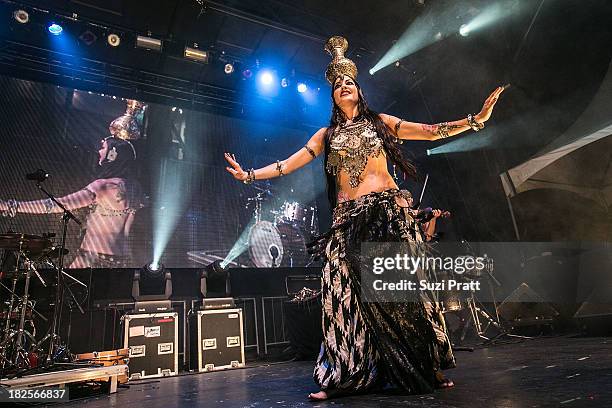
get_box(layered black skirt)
[309,189,455,394]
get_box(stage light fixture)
[48,23,63,36]
[136,35,162,51]
[184,46,208,63]
[224,63,234,74]
[132,262,172,301]
[202,260,230,298]
[297,83,307,93]
[13,9,29,24]
[79,30,97,46]
[107,33,121,47]
[259,70,274,86]
[242,69,252,79]
[281,78,289,88]
[459,24,471,37]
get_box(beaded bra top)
[326,118,384,188]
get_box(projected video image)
[0,75,320,268]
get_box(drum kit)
[1,172,86,377]
[437,249,506,345]
[0,233,65,374]
[245,184,318,268]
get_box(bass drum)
[248,221,309,268]
[249,221,283,268]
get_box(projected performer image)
[0,101,144,268]
[225,37,505,400]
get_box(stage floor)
[64,336,611,408]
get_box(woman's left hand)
[476,86,505,123]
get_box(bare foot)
[435,371,455,389]
[308,390,329,401]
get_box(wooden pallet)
[1,364,128,394]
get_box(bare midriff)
[335,152,399,203]
[80,178,137,255]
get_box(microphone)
[26,169,49,183]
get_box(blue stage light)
[48,23,63,35]
[260,70,274,86]
[297,83,307,93]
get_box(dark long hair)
[97,136,137,180]
[323,80,417,207]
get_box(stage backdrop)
[0,75,322,268]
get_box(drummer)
[421,209,445,242]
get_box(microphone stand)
[34,181,81,366]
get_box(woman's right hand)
[224,152,247,182]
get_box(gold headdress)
[109,99,145,140]
[324,36,358,84]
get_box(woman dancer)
[225,36,504,400]
[1,130,142,268]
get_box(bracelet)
[467,114,485,132]
[243,168,256,184]
[304,144,316,159]
[394,118,404,135]
[276,160,284,177]
[2,199,19,218]
[392,119,405,143]
[43,198,55,214]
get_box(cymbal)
[0,233,51,253]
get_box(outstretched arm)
[225,127,326,182]
[380,86,505,141]
[0,180,101,216]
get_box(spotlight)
[136,35,162,51]
[281,78,289,88]
[13,9,29,24]
[369,68,375,75]
[459,24,470,37]
[297,83,307,93]
[79,30,97,46]
[132,263,172,301]
[107,33,121,47]
[48,23,63,36]
[184,46,208,63]
[260,71,274,86]
[224,63,234,74]
[202,260,230,298]
[242,69,252,79]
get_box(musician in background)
[420,209,448,242]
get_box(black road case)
[123,312,179,379]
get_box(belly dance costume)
[309,117,455,395]
[70,188,135,268]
